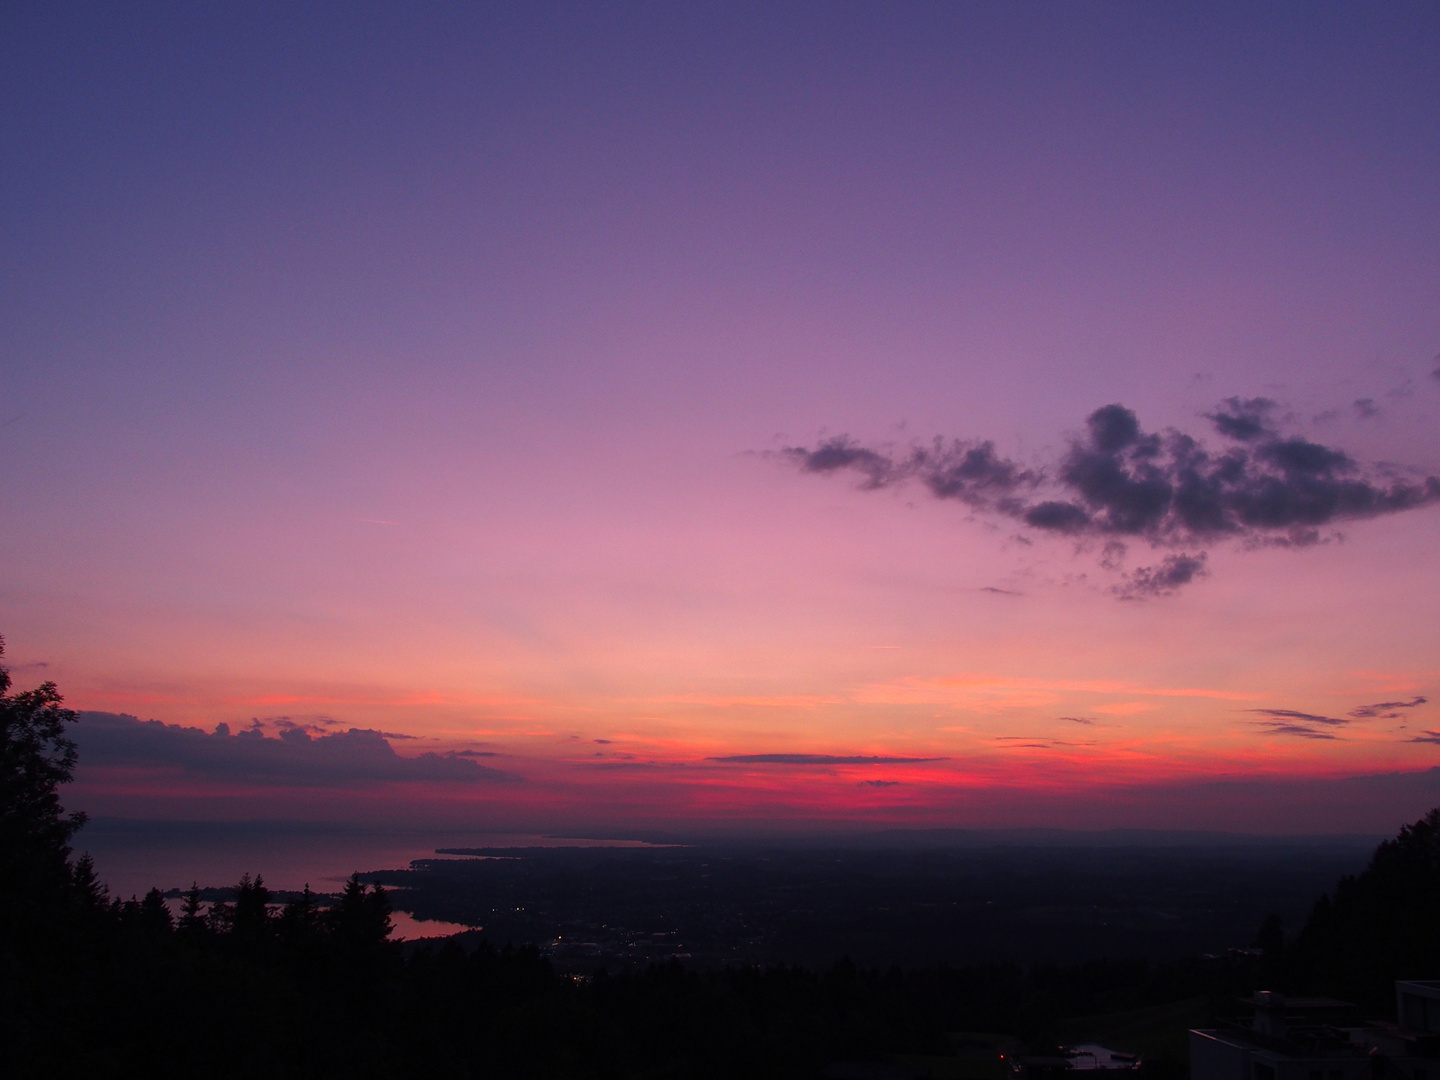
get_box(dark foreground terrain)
[372,840,1369,971]
[7,652,1440,1078]
[9,812,1440,1079]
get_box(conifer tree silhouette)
[0,635,87,931]
[140,887,173,935]
[328,872,394,949]
[232,872,272,943]
[178,882,206,937]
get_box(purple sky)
[3,2,1439,835]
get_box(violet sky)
[3,2,1439,835]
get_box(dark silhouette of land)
[369,841,1366,970]
[5,638,1439,1078]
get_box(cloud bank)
[74,712,516,786]
[782,399,1439,595]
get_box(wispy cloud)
[1255,722,1341,740]
[1113,552,1208,599]
[993,736,1096,749]
[707,753,944,765]
[1247,697,1430,739]
[1248,707,1348,740]
[1249,708,1349,726]
[1349,695,1428,719]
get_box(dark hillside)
[1291,808,1440,1010]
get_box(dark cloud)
[270,716,416,739]
[1115,553,1208,599]
[1410,731,1440,745]
[780,399,1440,595]
[1349,696,1427,719]
[1257,437,1352,477]
[1249,708,1348,726]
[1059,716,1095,725]
[783,437,897,489]
[783,436,1039,513]
[454,749,500,757]
[707,754,944,765]
[1249,698,1430,736]
[1353,398,1379,419]
[1024,501,1091,533]
[912,439,1037,509]
[74,712,517,786]
[578,759,681,771]
[859,779,900,787]
[1255,722,1341,740]
[994,736,1095,748]
[1248,708,1350,740]
[594,738,612,744]
[1206,397,1279,442]
[266,716,344,736]
[979,586,1024,596]
[1087,403,1142,451]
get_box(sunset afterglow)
[4,3,1438,838]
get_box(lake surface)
[77,818,659,899]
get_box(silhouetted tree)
[118,894,144,928]
[141,887,173,936]
[231,872,272,945]
[279,883,323,951]
[1,639,102,1070]
[178,882,206,937]
[328,873,393,950]
[69,851,109,917]
[1292,806,1440,1007]
[0,636,87,930]
[207,895,234,935]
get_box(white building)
[1191,983,1440,1080]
